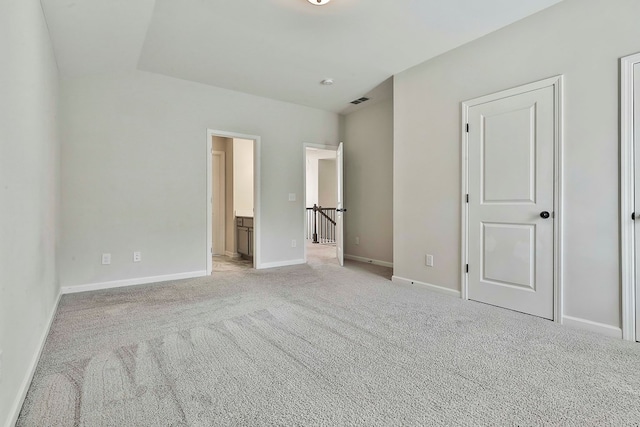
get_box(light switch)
[288,193,296,202]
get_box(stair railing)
[306,204,337,244]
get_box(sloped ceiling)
[41,0,562,113]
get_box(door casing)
[620,52,640,341]
[336,142,345,266]
[460,75,564,323]
[206,129,261,273]
[302,142,341,264]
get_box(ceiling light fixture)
[321,79,334,86]
[308,0,331,5]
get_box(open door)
[336,142,345,266]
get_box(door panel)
[483,106,536,203]
[336,142,344,266]
[482,223,535,290]
[468,85,555,320]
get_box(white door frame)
[620,52,640,341]
[302,142,339,263]
[336,142,345,266]
[460,75,564,322]
[207,129,262,273]
[212,150,226,255]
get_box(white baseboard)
[61,271,208,294]
[258,259,305,269]
[344,254,393,268]
[562,315,623,339]
[392,275,461,298]
[7,290,61,427]
[224,251,241,258]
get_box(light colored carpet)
[306,240,338,267]
[212,255,253,272]
[17,258,640,426]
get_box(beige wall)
[232,138,254,216]
[318,159,337,207]
[343,98,394,264]
[212,136,235,254]
[0,0,61,423]
[224,139,235,254]
[394,0,640,330]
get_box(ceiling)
[40,0,562,114]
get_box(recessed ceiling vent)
[350,97,370,105]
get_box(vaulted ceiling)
[40,0,562,113]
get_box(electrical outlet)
[425,254,434,267]
[101,253,111,265]
[355,236,360,245]
[133,251,141,262]
[291,239,297,248]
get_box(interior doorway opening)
[304,145,339,266]
[207,130,260,274]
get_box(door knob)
[540,211,550,219]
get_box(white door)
[212,151,225,256]
[634,62,640,339]
[336,142,345,266]
[467,85,555,319]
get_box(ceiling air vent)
[350,97,370,105]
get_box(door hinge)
[466,123,469,133]
[633,212,636,221]
[466,264,469,273]
[466,194,469,203]
[210,247,213,254]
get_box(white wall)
[394,0,640,329]
[232,138,254,216]
[318,159,337,208]
[306,153,319,207]
[0,0,60,423]
[343,98,394,264]
[306,148,337,208]
[60,70,339,286]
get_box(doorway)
[207,130,261,274]
[304,143,345,266]
[461,76,563,321]
[620,52,640,341]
